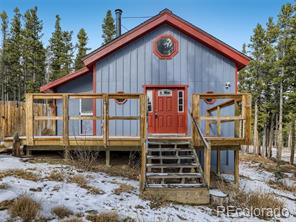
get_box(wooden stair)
[143,139,210,204]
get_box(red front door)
[146,86,187,134]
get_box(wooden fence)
[0,101,50,141]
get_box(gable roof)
[40,9,250,92]
[83,9,250,69]
[40,66,90,92]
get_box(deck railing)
[191,93,251,147]
[25,93,147,147]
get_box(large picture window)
[153,34,179,59]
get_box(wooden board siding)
[94,24,236,137]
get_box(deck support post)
[204,142,211,188]
[216,149,221,177]
[25,148,32,157]
[64,148,69,160]
[106,150,110,166]
[234,148,239,185]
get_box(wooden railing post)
[234,101,240,138]
[63,94,69,147]
[205,111,210,136]
[244,94,252,145]
[204,141,211,187]
[103,95,109,147]
[217,106,221,136]
[139,94,147,191]
[25,94,34,145]
[192,94,200,146]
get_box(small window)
[114,91,127,105]
[147,90,153,112]
[80,99,93,116]
[153,34,179,59]
[178,90,184,112]
[158,89,172,96]
[204,91,216,104]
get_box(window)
[80,99,93,135]
[153,34,179,59]
[158,89,172,96]
[80,99,93,116]
[178,90,184,112]
[114,91,127,105]
[147,90,153,112]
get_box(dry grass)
[0,183,8,189]
[140,191,168,209]
[52,206,73,219]
[0,169,39,181]
[86,211,120,222]
[92,165,139,180]
[216,181,284,219]
[9,195,41,222]
[113,184,134,195]
[46,170,64,182]
[69,150,99,171]
[68,175,104,195]
[61,217,83,222]
[268,179,296,193]
[240,153,296,175]
[0,199,15,210]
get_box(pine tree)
[22,7,46,93]
[102,10,115,45]
[0,11,8,101]
[276,2,294,164]
[5,8,22,100]
[48,15,73,81]
[74,28,89,70]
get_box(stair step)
[146,173,202,179]
[146,163,198,168]
[147,148,193,152]
[146,183,205,188]
[147,155,195,160]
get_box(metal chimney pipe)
[115,9,122,37]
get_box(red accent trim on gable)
[40,67,90,92]
[83,10,250,70]
[152,34,179,59]
[92,64,97,136]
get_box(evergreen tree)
[102,10,115,45]
[0,11,8,101]
[22,7,46,93]
[5,7,22,100]
[74,28,89,70]
[48,15,73,81]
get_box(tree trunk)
[291,120,295,165]
[277,81,283,165]
[262,126,267,157]
[253,100,259,155]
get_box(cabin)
[4,9,251,204]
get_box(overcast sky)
[0,0,290,52]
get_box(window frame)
[79,98,93,135]
[147,90,153,113]
[153,34,179,60]
[178,90,184,112]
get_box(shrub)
[9,195,41,222]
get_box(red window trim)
[153,34,179,60]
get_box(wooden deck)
[1,92,251,205]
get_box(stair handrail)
[189,111,210,150]
[189,111,211,187]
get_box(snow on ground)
[0,154,295,221]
